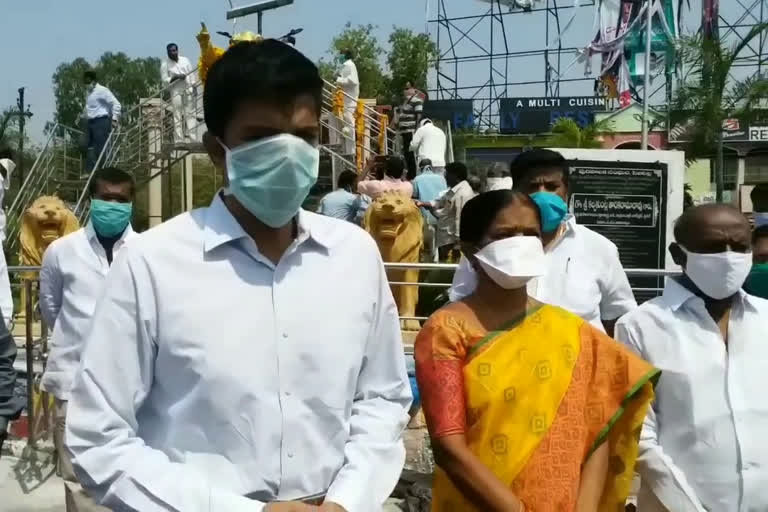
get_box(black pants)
[86,116,112,172]
[0,311,22,455]
[401,132,417,180]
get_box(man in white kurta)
[160,43,196,142]
[335,49,359,156]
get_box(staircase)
[6,68,397,250]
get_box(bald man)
[615,204,768,512]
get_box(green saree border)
[585,368,662,460]
[466,304,546,360]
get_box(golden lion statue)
[18,196,79,322]
[364,192,424,332]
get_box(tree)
[547,117,613,148]
[319,23,385,99]
[51,52,162,130]
[385,28,438,104]
[670,24,768,201]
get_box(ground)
[0,440,62,512]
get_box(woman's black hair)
[459,190,541,246]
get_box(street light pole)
[641,0,653,150]
[226,0,294,35]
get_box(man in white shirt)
[419,161,476,261]
[335,48,359,156]
[0,149,14,326]
[0,148,16,242]
[65,40,411,512]
[410,119,447,174]
[83,70,121,172]
[615,204,768,512]
[449,149,636,334]
[40,166,135,512]
[160,43,196,142]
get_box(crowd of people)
[0,35,766,512]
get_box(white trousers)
[170,85,195,142]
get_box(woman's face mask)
[474,236,546,289]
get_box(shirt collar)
[203,192,336,253]
[85,220,134,244]
[661,277,751,312]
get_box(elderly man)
[65,40,411,512]
[616,204,768,511]
[449,149,636,334]
[410,119,447,175]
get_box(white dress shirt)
[336,59,360,106]
[160,55,194,90]
[65,194,411,512]
[0,248,12,327]
[39,222,135,401]
[615,279,768,512]
[410,122,447,168]
[0,159,14,243]
[85,83,121,121]
[449,216,637,330]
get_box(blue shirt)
[317,189,366,224]
[412,170,447,225]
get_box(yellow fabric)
[432,306,581,511]
[430,305,657,512]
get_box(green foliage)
[385,28,439,104]
[670,24,768,200]
[547,117,613,149]
[323,23,385,98]
[51,52,162,131]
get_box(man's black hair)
[446,161,468,182]
[167,43,178,51]
[0,147,13,161]
[204,40,323,137]
[384,156,405,179]
[510,148,568,186]
[752,183,768,204]
[754,224,768,243]
[337,170,358,190]
[83,70,98,83]
[89,167,135,197]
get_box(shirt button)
[287,452,294,458]
[282,333,288,339]
[284,391,291,396]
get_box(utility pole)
[640,0,653,150]
[13,88,33,188]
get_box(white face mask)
[680,246,753,300]
[754,212,768,228]
[474,236,546,289]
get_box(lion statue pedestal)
[16,196,80,326]
[364,192,424,332]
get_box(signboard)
[568,161,668,303]
[499,96,607,134]
[422,100,475,130]
[670,115,768,143]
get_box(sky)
[0,0,431,142]
[0,0,717,144]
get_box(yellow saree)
[415,304,658,512]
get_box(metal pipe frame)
[431,0,596,131]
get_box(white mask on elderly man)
[680,246,753,300]
[474,236,546,289]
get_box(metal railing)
[5,264,678,447]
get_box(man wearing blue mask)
[616,204,768,511]
[449,149,636,335]
[64,40,411,512]
[39,165,135,512]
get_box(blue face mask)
[222,134,319,228]
[530,192,568,233]
[90,199,132,238]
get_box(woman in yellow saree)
[415,190,659,512]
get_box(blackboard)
[567,161,668,303]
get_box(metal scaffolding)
[430,0,596,130]
[716,0,768,78]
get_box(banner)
[422,100,475,130]
[499,96,607,134]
